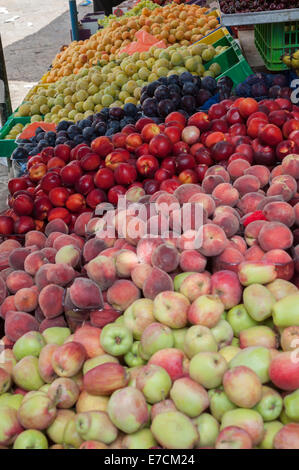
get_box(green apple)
[219,346,240,363]
[108,387,149,434]
[284,389,299,422]
[193,413,219,448]
[153,291,189,329]
[151,411,198,449]
[76,410,118,444]
[229,346,271,384]
[266,279,298,301]
[279,409,293,425]
[136,364,172,404]
[42,327,71,345]
[221,408,264,446]
[39,384,51,394]
[124,341,145,367]
[0,406,23,446]
[63,416,84,448]
[254,386,283,421]
[189,352,228,389]
[174,272,196,291]
[272,293,299,327]
[231,337,240,347]
[0,393,23,411]
[211,320,233,349]
[83,354,119,375]
[115,315,125,325]
[243,284,276,321]
[239,325,277,349]
[259,421,284,449]
[13,430,48,449]
[123,298,155,340]
[18,392,57,430]
[46,410,75,445]
[172,328,188,351]
[208,387,236,421]
[238,261,276,286]
[170,377,209,418]
[122,428,157,449]
[13,331,46,361]
[227,304,257,337]
[184,325,218,359]
[140,322,174,360]
[100,323,133,356]
[13,356,45,391]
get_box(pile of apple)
[0,169,298,448]
[2,95,299,235]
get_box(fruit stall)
[0,0,298,451]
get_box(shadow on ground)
[4,10,73,82]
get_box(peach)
[238,192,265,215]
[40,247,57,264]
[227,159,251,180]
[9,247,34,270]
[206,165,230,182]
[211,270,242,309]
[115,250,138,278]
[25,231,47,249]
[281,154,299,179]
[73,325,104,358]
[35,306,45,323]
[86,217,105,235]
[82,238,106,263]
[188,294,224,328]
[0,295,16,319]
[212,183,239,207]
[179,273,211,302]
[213,213,240,238]
[131,263,153,289]
[136,237,163,264]
[0,239,21,253]
[151,243,180,273]
[233,174,261,196]
[173,184,203,204]
[155,192,180,214]
[215,247,244,273]
[244,245,265,262]
[0,275,7,305]
[45,231,64,248]
[73,212,93,237]
[230,236,247,254]
[0,267,13,282]
[245,220,268,246]
[107,280,140,311]
[86,255,117,290]
[39,284,65,319]
[69,277,103,310]
[295,202,299,225]
[176,230,202,251]
[44,218,69,236]
[146,214,169,238]
[24,251,48,276]
[202,175,225,194]
[14,287,38,312]
[199,223,227,257]
[5,311,39,341]
[6,270,33,293]
[90,308,121,328]
[55,245,80,267]
[143,267,174,300]
[46,264,76,286]
[53,234,82,252]
[263,201,295,227]
[262,249,294,280]
[39,316,67,332]
[244,165,270,187]
[258,222,293,251]
[35,264,52,290]
[179,250,207,272]
[213,205,240,220]
[188,193,216,217]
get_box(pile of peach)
[47,4,218,82]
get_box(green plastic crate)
[254,21,299,71]
[205,41,253,87]
[0,117,31,158]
